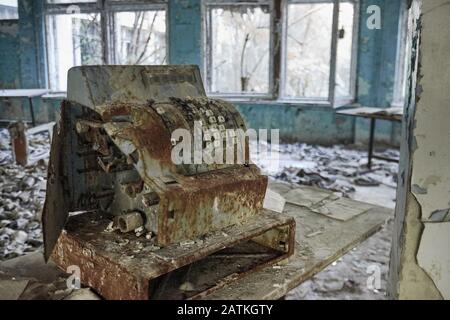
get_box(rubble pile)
[0,129,49,261]
[268,144,399,197]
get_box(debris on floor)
[252,143,398,300]
[0,129,49,261]
[0,128,399,300]
[254,143,398,208]
[286,219,393,300]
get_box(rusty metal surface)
[42,105,70,261]
[45,66,268,247]
[43,66,290,296]
[54,97,267,247]
[67,65,206,109]
[51,210,295,300]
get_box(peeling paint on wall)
[389,0,450,300]
[417,222,450,299]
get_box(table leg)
[368,118,376,169]
[28,97,36,127]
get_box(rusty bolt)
[118,212,144,233]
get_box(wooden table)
[0,89,50,126]
[0,183,391,300]
[337,106,403,169]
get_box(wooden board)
[309,197,374,221]
[337,107,403,122]
[203,182,392,299]
[0,182,392,300]
[284,186,334,208]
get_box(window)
[45,0,167,91]
[204,0,358,105]
[284,2,334,99]
[205,3,271,96]
[0,0,18,20]
[114,11,166,65]
[283,0,357,104]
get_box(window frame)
[44,0,168,91]
[203,0,359,106]
[392,0,409,107]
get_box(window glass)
[284,3,334,99]
[210,6,270,94]
[114,10,166,65]
[47,13,102,91]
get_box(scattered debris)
[0,129,49,261]
[263,189,286,213]
[104,221,115,233]
[180,240,196,247]
[0,126,399,300]
[255,143,398,198]
[145,232,154,240]
[134,226,145,237]
[305,231,323,238]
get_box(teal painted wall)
[355,0,403,145]
[234,102,355,144]
[0,20,21,89]
[17,0,47,88]
[168,0,203,69]
[0,0,405,147]
[0,0,49,124]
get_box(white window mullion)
[328,0,339,105]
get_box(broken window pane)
[0,0,18,20]
[46,13,102,91]
[284,3,333,99]
[335,1,355,99]
[209,6,270,94]
[114,10,167,65]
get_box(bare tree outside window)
[206,1,358,104]
[284,3,333,99]
[209,6,270,94]
[45,1,168,91]
[115,10,166,65]
[46,13,102,91]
